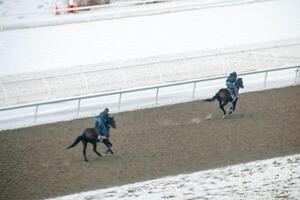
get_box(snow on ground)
[1,1,299,199]
[0,0,135,16]
[46,154,300,200]
[0,0,300,76]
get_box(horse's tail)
[203,94,218,102]
[67,135,83,149]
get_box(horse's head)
[237,78,244,89]
[107,116,116,129]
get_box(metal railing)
[0,0,272,31]
[0,65,299,130]
[1,40,300,107]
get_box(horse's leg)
[232,99,238,111]
[103,139,113,154]
[107,132,112,147]
[82,141,88,162]
[92,142,102,158]
[229,99,238,115]
[108,140,112,148]
[219,100,227,116]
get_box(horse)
[67,116,116,162]
[204,78,244,118]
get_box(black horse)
[204,78,244,117]
[67,116,116,162]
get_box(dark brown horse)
[204,78,244,117]
[67,116,116,162]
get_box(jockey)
[95,108,110,140]
[226,71,238,101]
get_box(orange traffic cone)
[55,3,61,15]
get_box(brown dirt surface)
[0,85,299,200]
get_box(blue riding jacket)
[226,73,238,96]
[95,110,109,137]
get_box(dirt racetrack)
[0,85,299,200]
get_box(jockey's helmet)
[231,71,237,76]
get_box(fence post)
[270,45,279,65]
[252,50,258,69]
[192,82,197,99]
[157,64,163,83]
[155,87,159,105]
[217,52,226,74]
[77,99,81,116]
[118,93,122,111]
[42,78,52,99]
[80,72,89,94]
[118,67,127,89]
[295,66,300,84]
[34,105,39,123]
[264,71,268,88]
[0,82,8,104]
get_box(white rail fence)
[0,65,299,130]
[1,0,271,31]
[1,41,300,107]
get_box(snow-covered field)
[1,0,300,76]
[46,154,300,200]
[1,1,300,199]
[0,0,278,30]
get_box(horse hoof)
[223,115,227,119]
[105,149,113,154]
[84,159,88,162]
